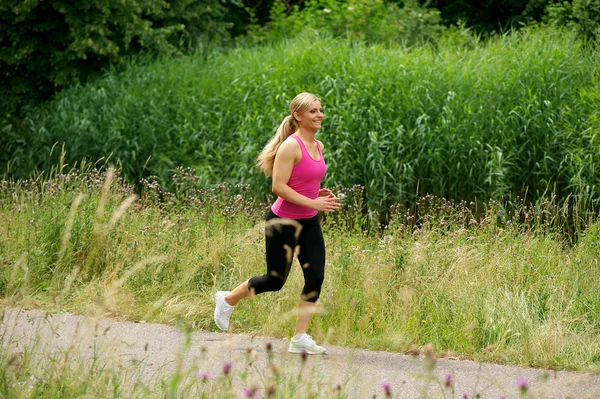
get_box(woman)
[213,92,340,354]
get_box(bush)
[545,0,600,41]
[247,0,443,46]
[0,0,235,121]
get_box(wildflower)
[424,343,435,358]
[196,372,214,381]
[382,382,392,397]
[243,387,258,398]
[444,373,453,388]
[516,377,528,394]
[223,362,232,376]
[266,342,274,363]
[462,393,469,399]
[333,383,342,391]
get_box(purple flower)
[223,362,232,376]
[444,373,453,388]
[516,377,528,393]
[462,393,469,399]
[196,372,214,380]
[382,382,392,397]
[243,387,258,398]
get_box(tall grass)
[3,25,599,213]
[1,165,599,372]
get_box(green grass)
[4,25,599,212]
[1,165,599,374]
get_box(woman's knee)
[249,275,286,294]
[267,277,286,292]
[301,277,324,303]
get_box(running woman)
[213,92,341,354]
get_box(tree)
[546,0,600,41]
[0,0,235,121]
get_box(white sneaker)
[288,334,327,354]
[214,291,234,330]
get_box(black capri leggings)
[248,209,326,303]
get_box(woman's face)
[294,100,323,132]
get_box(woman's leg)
[226,210,299,305]
[288,217,327,354]
[247,211,300,296]
[225,280,251,306]
[214,210,300,330]
[294,216,326,336]
[294,300,317,336]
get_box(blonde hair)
[256,92,321,177]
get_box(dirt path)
[2,308,599,398]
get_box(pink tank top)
[271,134,326,219]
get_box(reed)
[3,25,598,214]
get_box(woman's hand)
[312,189,341,212]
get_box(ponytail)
[256,115,297,177]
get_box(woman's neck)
[295,127,316,141]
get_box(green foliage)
[545,0,600,41]
[0,0,235,121]
[4,25,599,214]
[248,0,443,45]
[230,0,553,37]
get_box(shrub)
[247,0,443,46]
[0,0,235,121]
[545,0,600,41]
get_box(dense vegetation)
[1,168,599,373]
[0,0,236,118]
[1,3,599,393]
[3,26,599,217]
[2,0,597,120]
[2,1,600,220]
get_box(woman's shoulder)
[277,135,302,158]
[316,139,325,151]
[281,134,301,148]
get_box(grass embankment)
[1,167,599,376]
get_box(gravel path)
[2,308,599,398]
